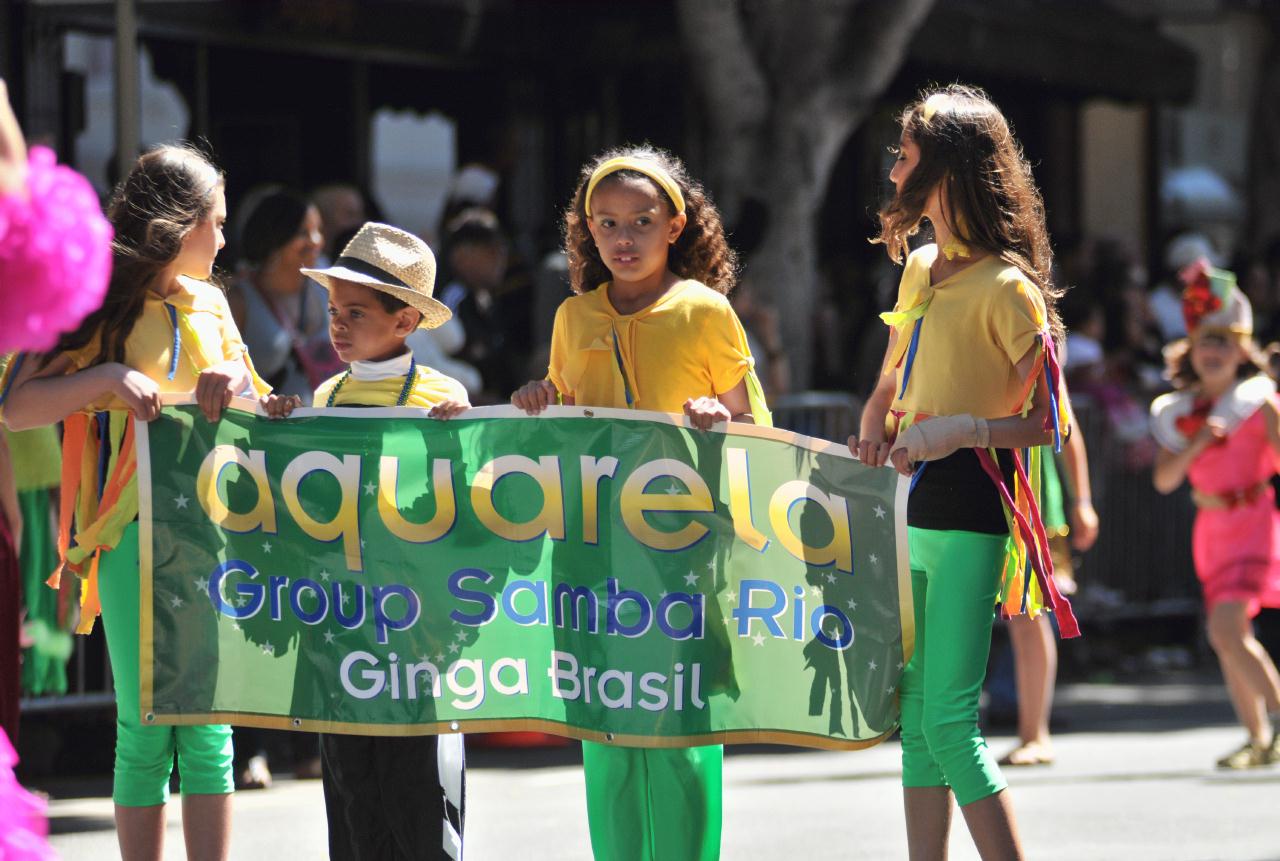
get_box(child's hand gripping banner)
[137,400,911,750]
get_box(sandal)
[237,754,273,790]
[1216,741,1270,770]
[997,741,1054,767]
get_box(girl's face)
[327,279,419,363]
[890,132,920,194]
[585,176,687,287]
[1189,331,1246,387]
[173,185,227,280]
[274,205,324,283]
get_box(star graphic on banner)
[886,686,896,695]
[896,661,904,670]
[659,590,669,599]
[726,590,737,603]
[825,573,836,584]
[809,585,822,597]
[193,576,209,592]
[323,631,336,644]
[173,493,190,509]
[435,653,445,663]
[706,560,716,571]
[342,593,352,608]
[360,538,366,548]
[448,642,460,654]
[237,596,249,608]
[170,595,184,608]
[684,572,699,587]
[363,481,377,496]
[847,599,858,611]
[261,540,273,554]
[751,633,766,646]
[230,622,241,632]
[319,570,331,582]
[869,554,879,565]
[868,660,878,671]
[665,482,682,495]
[419,655,431,665]
[455,630,468,642]
[263,642,275,656]
[873,504,887,519]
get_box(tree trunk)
[676,0,935,388]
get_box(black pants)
[320,733,465,860]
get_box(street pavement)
[39,677,1280,860]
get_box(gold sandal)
[1216,741,1270,770]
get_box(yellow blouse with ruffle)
[547,280,771,425]
[52,275,270,633]
[883,245,1047,420]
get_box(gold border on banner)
[143,712,896,752]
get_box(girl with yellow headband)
[851,84,1076,860]
[2,144,270,860]
[513,144,769,861]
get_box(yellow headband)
[583,156,686,217]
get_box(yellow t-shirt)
[314,363,469,409]
[65,275,270,409]
[547,280,756,413]
[887,245,1046,419]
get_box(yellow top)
[547,280,763,416]
[314,363,469,409]
[886,245,1046,419]
[48,276,270,634]
[64,275,270,408]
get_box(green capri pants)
[900,527,1007,806]
[582,741,722,861]
[98,521,234,806]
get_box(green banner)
[138,400,910,750]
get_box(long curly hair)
[563,144,737,294]
[43,143,224,368]
[874,84,1064,343]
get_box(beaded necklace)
[325,356,417,407]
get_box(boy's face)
[326,279,420,363]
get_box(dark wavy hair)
[43,143,224,368]
[237,185,309,267]
[874,84,1064,342]
[563,144,736,294]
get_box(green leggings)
[900,527,1007,806]
[98,521,234,806]
[582,741,722,860]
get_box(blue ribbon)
[165,304,181,381]
[898,317,924,400]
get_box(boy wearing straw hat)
[273,222,468,859]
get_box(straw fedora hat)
[301,222,451,329]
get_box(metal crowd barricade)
[770,391,864,444]
[1054,399,1200,621]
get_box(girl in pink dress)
[1151,258,1280,769]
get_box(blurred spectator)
[728,198,790,397]
[227,186,341,400]
[311,183,368,263]
[439,208,533,401]
[732,280,789,399]
[5,426,68,698]
[441,163,500,231]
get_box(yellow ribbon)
[879,295,932,375]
